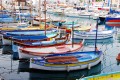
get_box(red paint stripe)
[98,8,109,11]
[107,24,120,27]
[108,20,120,22]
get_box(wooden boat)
[81,71,120,80]
[0,23,54,31]
[30,50,102,71]
[18,40,84,59]
[34,16,50,22]
[2,31,58,45]
[62,21,80,29]
[13,33,69,47]
[12,34,69,52]
[74,30,114,40]
[2,29,57,36]
[74,26,91,31]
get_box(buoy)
[116,53,120,61]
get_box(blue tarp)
[110,9,120,14]
[0,14,10,18]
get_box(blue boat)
[2,30,58,45]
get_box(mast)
[39,0,41,26]
[29,0,33,26]
[72,21,74,48]
[44,0,46,36]
[1,0,3,26]
[95,18,98,52]
[12,0,16,22]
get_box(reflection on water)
[2,46,12,54]
[18,61,102,80]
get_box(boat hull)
[18,41,84,59]
[30,51,102,71]
[2,30,57,45]
[106,17,120,27]
[74,30,113,40]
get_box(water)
[0,14,120,80]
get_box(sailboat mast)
[95,18,98,52]
[30,0,33,26]
[72,21,74,48]
[39,0,41,26]
[44,0,46,35]
[12,0,16,22]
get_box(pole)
[95,18,98,52]
[44,0,47,36]
[72,21,74,48]
[39,0,41,26]
[1,0,3,25]
[29,1,33,26]
[12,0,16,22]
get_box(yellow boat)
[0,24,55,31]
[81,71,120,80]
[74,26,91,31]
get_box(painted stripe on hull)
[107,19,120,22]
[106,17,120,22]
[106,24,120,27]
[106,22,120,24]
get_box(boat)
[0,23,55,31]
[56,21,80,29]
[74,26,91,32]
[1,29,57,35]
[74,30,114,40]
[81,71,120,80]
[105,14,120,27]
[74,37,113,46]
[13,33,69,47]
[2,30,58,45]
[18,40,84,59]
[12,33,69,52]
[30,50,102,71]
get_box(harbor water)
[0,14,120,80]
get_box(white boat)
[30,50,103,71]
[74,30,114,39]
[18,40,84,59]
